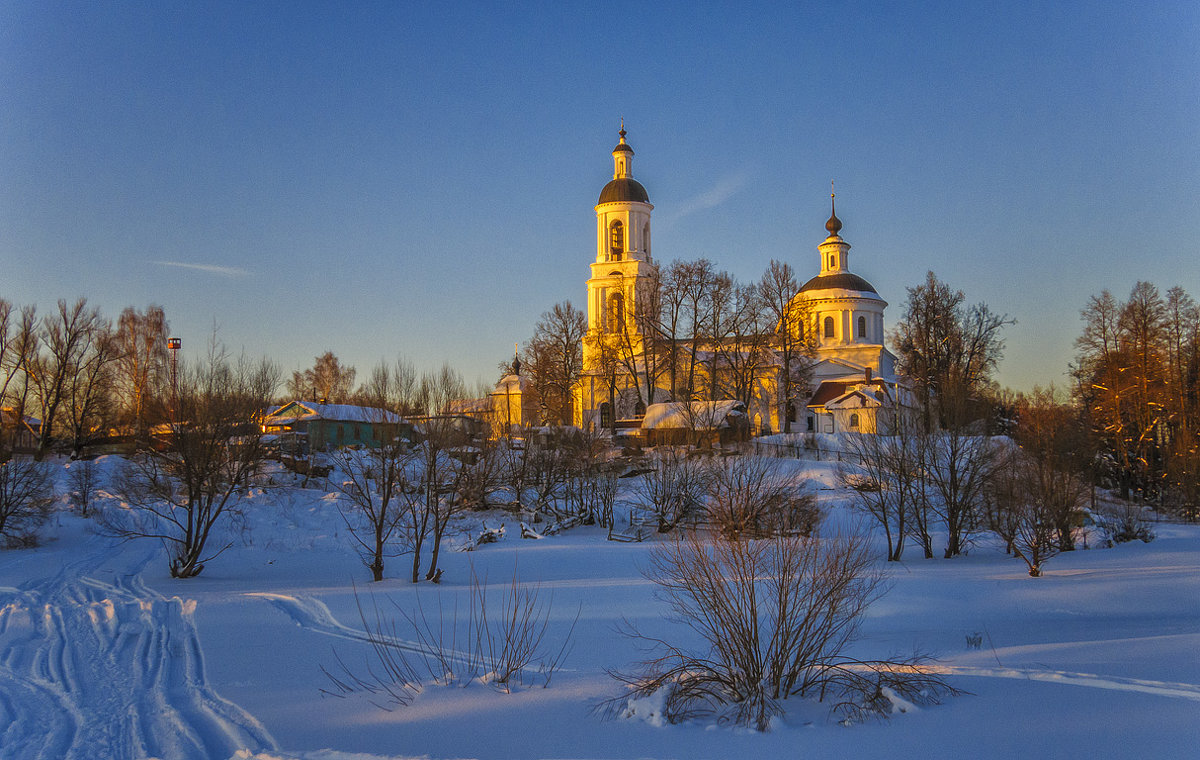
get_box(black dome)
[598,177,650,204]
[798,272,879,295]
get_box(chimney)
[865,367,872,382]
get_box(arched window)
[786,403,796,423]
[823,316,835,338]
[829,255,836,269]
[643,222,650,256]
[599,402,614,429]
[857,315,866,339]
[610,220,624,260]
[849,413,860,428]
[610,292,625,332]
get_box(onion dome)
[825,191,843,236]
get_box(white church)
[571,127,906,437]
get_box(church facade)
[573,129,903,437]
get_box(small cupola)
[819,189,851,275]
[612,121,634,179]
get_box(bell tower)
[584,124,657,355]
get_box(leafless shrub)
[0,455,54,547]
[1094,497,1155,545]
[323,566,577,709]
[706,455,818,539]
[984,448,1082,576]
[67,457,102,517]
[634,449,712,533]
[564,465,619,530]
[604,529,958,731]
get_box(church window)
[823,316,835,338]
[829,255,836,269]
[610,292,625,332]
[787,403,796,423]
[634,400,646,417]
[849,413,860,428]
[806,416,814,432]
[599,402,614,429]
[643,223,650,256]
[857,315,866,339]
[610,221,624,260]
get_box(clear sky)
[2,1,1197,393]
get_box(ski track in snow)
[934,664,1200,701]
[0,545,277,759]
[246,592,480,666]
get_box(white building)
[574,128,905,436]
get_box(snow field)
[0,455,1198,759]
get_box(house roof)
[264,401,402,425]
[641,400,747,430]
[807,378,894,409]
[825,387,891,410]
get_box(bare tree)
[0,302,37,451]
[717,283,772,409]
[925,420,999,558]
[25,298,111,459]
[0,454,54,547]
[412,363,468,582]
[892,272,1011,433]
[525,301,587,425]
[608,528,957,730]
[583,326,624,434]
[328,398,413,581]
[841,405,933,561]
[288,351,357,402]
[841,434,907,561]
[985,446,1071,577]
[104,344,279,577]
[67,457,102,518]
[1013,387,1091,551]
[611,270,668,410]
[113,305,169,434]
[759,260,816,433]
[61,322,119,457]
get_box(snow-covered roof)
[825,387,892,410]
[641,400,747,430]
[491,374,535,394]
[264,401,403,425]
[809,378,896,409]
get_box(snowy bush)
[323,566,578,709]
[605,528,957,731]
[1095,499,1155,545]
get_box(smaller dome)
[825,192,843,236]
[598,177,650,204]
[825,210,842,236]
[613,124,633,154]
[799,272,878,295]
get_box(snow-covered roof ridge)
[641,400,747,430]
[265,401,403,424]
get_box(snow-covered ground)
[2,455,1198,759]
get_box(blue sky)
[2,1,1197,393]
